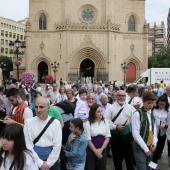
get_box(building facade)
[167,8,170,48]
[0,17,25,57]
[25,0,148,84]
[148,22,166,56]
[0,17,26,78]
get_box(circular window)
[78,5,97,23]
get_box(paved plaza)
[106,144,170,170]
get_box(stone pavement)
[106,144,170,170]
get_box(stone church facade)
[25,0,148,84]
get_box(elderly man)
[87,93,97,108]
[95,86,104,104]
[46,83,59,104]
[24,96,62,170]
[105,90,135,170]
[100,94,111,116]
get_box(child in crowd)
[0,123,38,170]
[131,91,158,170]
[74,89,89,122]
[64,118,88,170]
[45,84,49,93]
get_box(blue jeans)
[67,162,85,170]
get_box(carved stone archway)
[69,46,107,81]
[31,53,52,80]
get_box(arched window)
[128,15,135,32]
[39,14,46,30]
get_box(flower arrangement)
[45,75,54,84]
[20,72,36,87]
[14,60,22,66]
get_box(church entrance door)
[80,58,94,82]
[38,61,48,83]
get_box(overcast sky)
[0,0,170,25]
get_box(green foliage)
[148,46,170,68]
[0,56,13,79]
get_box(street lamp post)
[0,62,7,86]
[121,62,129,87]
[51,61,60,82]
[9,38,26,80]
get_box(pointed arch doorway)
[38,61,48,83]
[126,62,136,83]
[80,58,95,82]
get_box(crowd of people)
[0,78,170,170]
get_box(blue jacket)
[65,131,87,164]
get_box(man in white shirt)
[46,83,59,104]
[24,96,62,170]
[126,84,140,109]
[4,88,33,127]
[104,90,135,170]
[131,91,157,170]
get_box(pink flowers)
[14,60,22,66]
[20,72,36,87]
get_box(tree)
[148,46,170,68]
[0,56,13,79]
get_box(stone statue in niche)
[130,44,135,53]
[40,41,44,50]
[84,34,92,44]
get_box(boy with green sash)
[131,91,158,170]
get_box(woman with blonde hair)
[54,86,67,104]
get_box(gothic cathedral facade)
[25,0,148,84]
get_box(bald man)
[105,90,135,170]
[24,96,62,170]
[100,94,111,116]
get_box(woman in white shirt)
[85,103,111,170]
[54,87,67,104]
[0,123,38,170]
[152,95,169,163]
